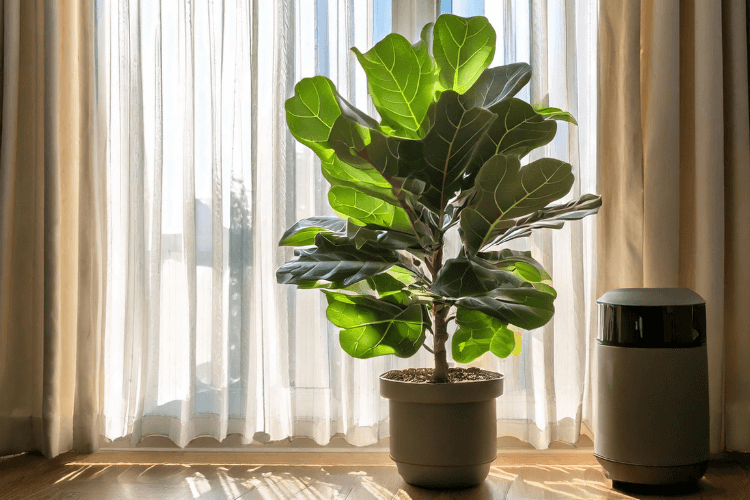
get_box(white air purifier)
[595,288,709,486]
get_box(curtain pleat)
[598,0,750,452]
[0,0,106,458]
[102,0,599,450]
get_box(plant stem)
[427,243,450,383]
[431,301,450,383]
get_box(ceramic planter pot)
[380,373,504,489]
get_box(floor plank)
[1,450,747,500]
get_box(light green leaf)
[460,63,532,108]
[278,216,347,247]
[433,14,496,94]
[489,323,516,358]
[320,156,398,206]
[460,155,574,253]
[510,331,523,356]
[329,186,413,233]
[452,307,515,362]
[533,105,578,125]
[285,76,341,145]
[325,292,427,358]
[457,287,555,331]
[352,33,437,138]
[531,282,557,299]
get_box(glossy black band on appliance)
[597,304,706,348]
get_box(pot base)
[394,460,492,489]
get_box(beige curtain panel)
[598,0,750,452]
[0,0,106,457]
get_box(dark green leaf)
[491,193,602,245]
[412,91,496,214]
[431,256,527,298]
[279,216,347,246]
[276,233,398,288]
[346,219,422,252]
[457,287,555,330]
[463,99,557,187]
[433,15,496,94]
[475,248,550,281]
[460,155,574,253]
[363,91,495,216]
[325,292,427,358]
[352,33,437,138]
[460,63,532,108]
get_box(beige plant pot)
[380,373,504,489]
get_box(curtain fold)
[103,0,600,451]
[597,0,750,452]
[0,0,106,458]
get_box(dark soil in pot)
[382,367,502,383]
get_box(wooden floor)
[0,450,747,499]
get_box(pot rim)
[379,371,504,404]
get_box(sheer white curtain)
[103,0,598,450]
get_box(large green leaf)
[276,233,398,288]
[457,287,555,331]
[329,186,413,233]
[493,193,602,245]
[346,219,422,252]
[325,292,427,358]
[412,91,496,214]
[452,307,516,362]
[279,216,346,247]
[352,33,437,139]
[433,14,496,94]
[460,155,574,253]
[285,76,407,220]
[474,249,551,282]
[463,98,557,188]
[460,63,532,108]
[320,156,398,206]
[534,105,578,125]
[285,76,341,149]
[431,256,526,298]
[362,91,495,215]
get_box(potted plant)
[277,13,601,489]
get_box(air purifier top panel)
[597,288,705,307]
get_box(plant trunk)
[431,302,450,383]
[428,244,450,383]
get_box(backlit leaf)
[325,292,427,358]
[433,14,496,94]
[352,33,437,138]
[278,216,347,246]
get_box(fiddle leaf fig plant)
[277,13,602,383]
